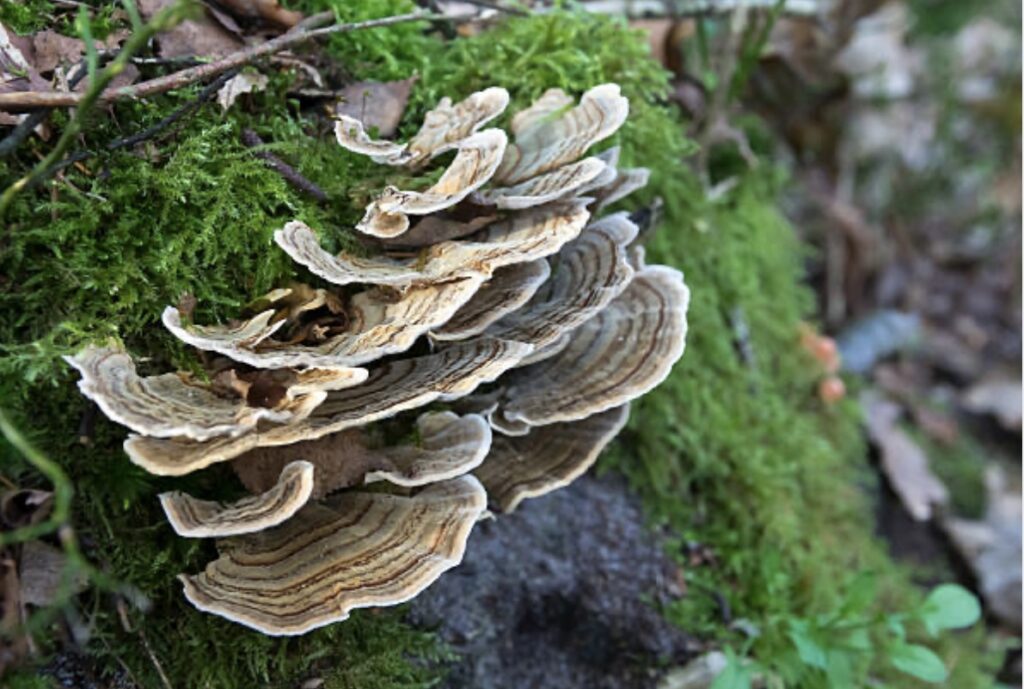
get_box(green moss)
[0,0,55,34]
[910,426,988,519]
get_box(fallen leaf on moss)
[862,390,948,521]
[18,541,89,607]
[335,77,418,139]
[1,22,49,97]
[140,0,242,58]
[0,489,53,530]
[217,70,268,110]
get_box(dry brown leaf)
[213,0,304,29]
[0,490,53,530]
[861,390,948,521]
[217,70,268,111]
[335,77,418,139]
[18,541,89,607]
[963,373,1022,432]
[1,23,49,96]
[140,0,243,58]
[30,30,85,74]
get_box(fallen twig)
[107,68,240,150]
[0,10,470,113]
[242,129,328,202]
[0,63,91,159]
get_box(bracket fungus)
[159,460,315,538]
[180,475,487,635]
[163,276,485,369]
[230,412,492,498]
[474,405,630,513]
[335,87,510,167]
[356,129,508,238]
[65,82,690,633]
[492,264,690,430]
[431,259,551,341]
[494,84,629,185]
[65,344,338,440]
[123,338,532,476]
[276,199,589,288]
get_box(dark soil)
[408,473,698,689]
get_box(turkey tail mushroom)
[159,461,315,538]
[179,475,487,636]
[475,405,629,512]
[492,265,690,430]
[124,338,533,476]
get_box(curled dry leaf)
[475,404,629,512]
[431,259,551,341]
[217,70,269,111]
[861,389,949,521]
[179,475,487,635]
[1,490,53,530]
[494,264,689,430]
[124,338,533,476]
[356,129,508,238]
[276,199,590,287]
[159,460,314,538]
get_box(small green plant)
[711,581,982,688]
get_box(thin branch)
[0,10,469,113]
[106,68,239,150]
[0,63,91,159]
[242,129,328,202]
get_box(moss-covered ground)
[0,2,1002,687]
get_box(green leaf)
[788,620,828,670]
[920,584,982,635]
[825,649,854,689]
[711,651,754,689]
[890,643,948,683]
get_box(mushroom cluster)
[66,84,690,635]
